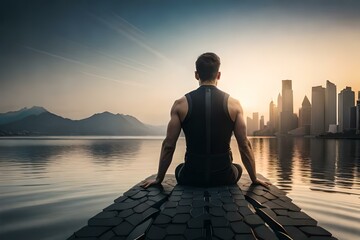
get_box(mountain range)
[0,107,165,136]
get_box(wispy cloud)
[25,45,147,87]
[64,39,154,73]
[25,46,100,70]
[92,13,172,64]
[112,52,157,72]
[94,49,149,73]
[113,14,146,39]
[80,71,146,88]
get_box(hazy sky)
[1,0,360,125]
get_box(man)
[142,52,270,188]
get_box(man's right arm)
[141,98,183,188]
[230,98,271,188]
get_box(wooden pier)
[68,174,337,240]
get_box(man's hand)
[252,179,272,189]
[141,178,161,189]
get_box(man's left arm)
[141,100,182,188]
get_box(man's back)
[141,52,271,189]
[182,85,233,154]
[175,85,242,187]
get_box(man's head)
[195,52,221,82]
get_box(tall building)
[350,106,357,130]
[311,86,325,135]
[356,92,360,134]
[277,93,282,112]
[269,100,278,132]
[282,80,293,113]
[246,112,259,136]
[277,93,282,132]
[289,96,311,136]
[299,95,311,127]
[280,80,295,134]
[246,117,252,136]
[253,112,259,131]
[350,89,359,131]
[260,115,265,130]
[325,80,337,131]
[292,113,298,130]
[338,87,355,132]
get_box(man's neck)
[199,80,217,86]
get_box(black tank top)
[181,85,234,180]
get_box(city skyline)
[247,79,360,136]
[1,1,360,125]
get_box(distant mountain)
[0,108,165,136]
[0,106,47,125]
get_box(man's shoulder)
[227,96,243,116]
[174,96,187,105]
[228,95,241,106]
[172,96,188,112]
[171,96,188,121]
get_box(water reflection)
[0,144,72,164]
[0,138,148,240]
[277,137,294,191]
[1,137,359,192]
[250,137,360,192]
[86,139,141,164]
[293,137,311,184]
[310,139,327,187]
[336,140,359,189]
[0,137,359,240]
[0,139,142,167]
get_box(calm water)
[0,137,359,240]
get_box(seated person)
[142,52,270,188]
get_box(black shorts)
[175,162,242,187]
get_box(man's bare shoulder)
[228,96,242,122]
[172,96,187,110]
[174,96,187,105]
[228,96,241,108]
[228,96,243,120]
[171,96,188,121]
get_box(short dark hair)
[195,52,220,81]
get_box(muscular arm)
[232,101,257,182]
[155,102,182,182]
[141,99,183,188]
[230,98,271,187]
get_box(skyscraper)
[277,93,282,112]
[289,95,311,136]
[299,95,311,127]
[246,116,253,136]
[260,115,265,130]
[338,87,355,132]
[325,80,337,131]
[311,86,325,135]
[350,106,357,130]
[246,112,259,136]
[269,100,278,132]
[350,94,359,130]
[356,92,360,134]
[253,112,259,132]
[277,93,282,132]
[280,80,295,134]
[282,80,293,113]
